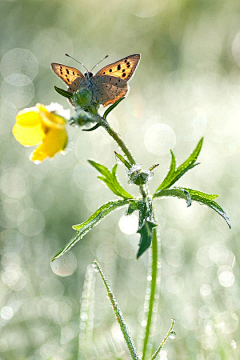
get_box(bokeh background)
[1,0,240,359]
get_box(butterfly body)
[51,54,140,107]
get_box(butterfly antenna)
[65,53,89,72]
[91,55,109,72]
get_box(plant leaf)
[126,199,142,215]
[89,160,133,199]
[184,188,230,228]
[137,219,157,259]
[137,197,157,258]
[82,123,101,132]
[153,187,192,207]
[154,138,203,193]
[54,86,73,99]
[114,151,131,170]
[52,200,130,261]
[103,97,125,119]
[154,187,231,228]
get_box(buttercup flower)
[13,103,69,163]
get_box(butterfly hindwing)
[94,75,128,107]
[95,54,140,82]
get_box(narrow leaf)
[82,123,101,132]
[156,150,176,192]
[114,151,131,170]
[154,187,231,228]
[52,200,129,261]
[54,86,73,99]
[153,188,192,207]
[155,138,203,193]
[93,261,140,360]
[103,97,125,119]
[185,188,231,228]
[89,160,133,199]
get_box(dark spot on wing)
[117,64,121,70]
[66,69,69,74]
[122,73,126,78]
[109,69,112,73]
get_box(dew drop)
[169,331,176,339]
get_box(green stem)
[100,118,148,199]
[99,117,159,358]
[100,118,136,165]
[141,226,159,360]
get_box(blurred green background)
[1,0,240,359]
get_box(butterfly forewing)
[95,54,140,81]
[51,63,84,87]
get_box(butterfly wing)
[94,75,128,107]
[95,54,140,81]
[51,63,85,93]
[94,54,140,106]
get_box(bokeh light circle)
[144,123,176,155]
[0,48,38,81]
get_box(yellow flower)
[13,103,69,163]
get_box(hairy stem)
[101,119,136,165]
[141,226,159,360]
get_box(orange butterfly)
[51,54,140,107]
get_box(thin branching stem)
[93,260,140,360]
[100,117,148,199]
[151,318,175,360]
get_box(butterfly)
[51,54,140,107]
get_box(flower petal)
[13,110,44,146]
[36,104,66,130]
[30,128,68,163]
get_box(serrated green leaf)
[184,188,230,228]
[89,160,133,199]
[183,188,219,201]
[52,200,130,261]
[154,138,203,193]
[153,188,192,207]
[54,86,73,99]
[154,186,231,228]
